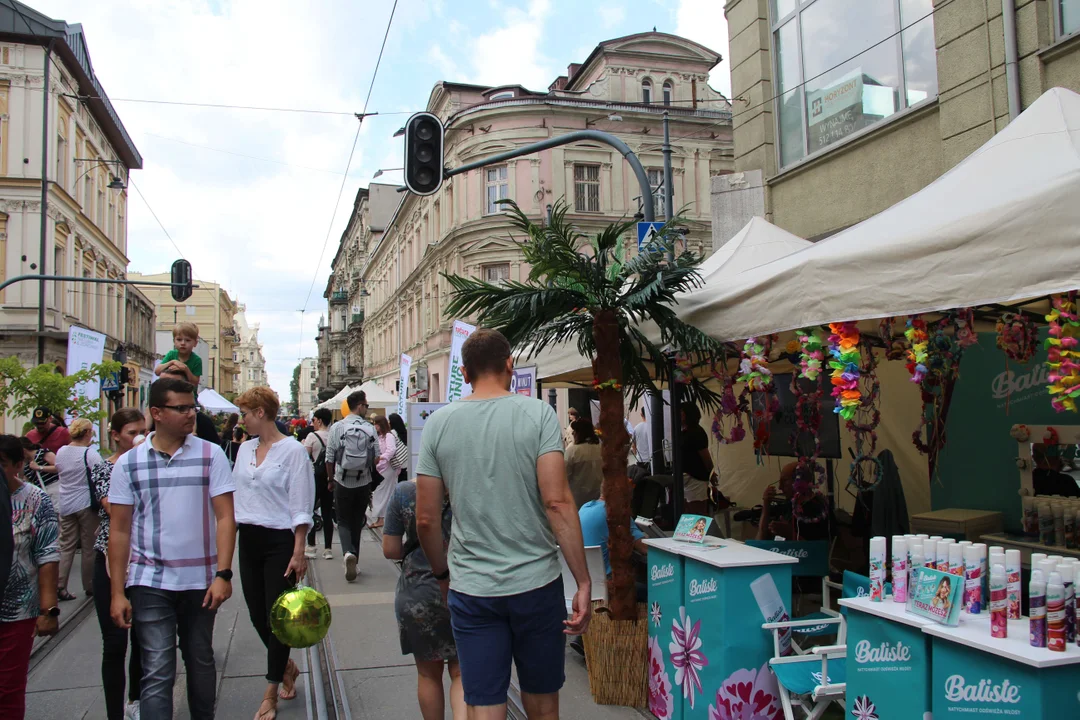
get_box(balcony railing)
[330,290,348,303]
[350,312,364,325]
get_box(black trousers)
[238,524,295,683]
[307,477,335,549]
[333,482,373,557]
[92,551,141,720]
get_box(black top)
[681,425,711,482]
[194,413,220,445]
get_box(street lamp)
[73,158,128,190]
[373,167,403,179]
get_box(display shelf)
[980,532,1080,567]
[642,536,798,570]
[922,612,1080,668]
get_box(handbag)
[390,431,409,472]
[83,449,101,513]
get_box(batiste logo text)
[651,564,675,581]
[768,547,810,559]
[992,366,1049,400]
[944,676,1021,704]
[854,640,911,664]
[688,578,718,597]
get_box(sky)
[34,0,730,400]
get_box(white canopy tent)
[356,381,398,410]
[524,216,812,383]
[677,87,1080,341]
[197,388,239,414]
[314,385,353,412]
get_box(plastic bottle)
[1030,552,1048,570]
[973,543,988,603]
[907,540,923,570]
[869,537,886,602]
[1039,502,1055,545]
[891,536,908,604]
[909,547,924,596]
[1005,549,1022,620]
[751,573,791,656]
[1065,507,1077,550]
[1030,570,1047,648]
[1048,571,1066,652]
[936,538,954,573]
[923,538,937,569]
[948,543,964,578]
[1060,561,1076,644]
[1022,496,1038,536]
[1053,504,1066,547]
[990,564,1007,638]
[963,545,983,614]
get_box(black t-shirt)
[194,413,220,445]
[769,497,834,542]
[681,425,710,482]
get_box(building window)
[485,165,508,214]
[662,81,673,106]
[573,164,600,213]
[771,0,937,168]
[483,263,510,285]
[641,79,652,104]
[56,134,66,187]
[489,90,515,100]
[1058,0,1080,37]
[647,168,665,219]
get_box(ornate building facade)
[234,306,267,394]
[298,357,318,416]
[352,32,734,402]
[123,285,157,412]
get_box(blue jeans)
[129,586,218,719]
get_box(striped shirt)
[108,432,235,591]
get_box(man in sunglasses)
[107,376,236,719]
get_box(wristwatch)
[433,568,450,581]
[215,569,233,582]
[40,606,60,618]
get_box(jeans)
[0,618,36,719]
[58,507,99,594]
[238,524,295,683]
[93,552,141,720]
[130,585,217,720]
[334,482,372,557]
[307,477,335,549]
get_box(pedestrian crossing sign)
[637,221,665,251]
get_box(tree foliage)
[0,357,122,424]
[290,363,301,415]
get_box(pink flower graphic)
[851,695,878,720]
[669,607,708,709]
[707,663,783,720]
[647,636,675,720]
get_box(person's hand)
[565,581,592,635]
[36,614,59,637]
[438,577,450,605]
[285,552,308,582]
[203,577,231,610]
[111,595,133,629]
[29,461,41,471]
[762,485,777,505]
[328,482,335,493]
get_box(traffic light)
[403,112,444,196]
[171,259,193,302]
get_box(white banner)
[511,365,537,398]
[66,326,107,443]
[397,353,412,420]
[445,320,476,402]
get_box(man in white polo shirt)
[107,376,236,719]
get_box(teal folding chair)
[746,540,840,650]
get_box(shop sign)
[510,365,536,398]
[445,320,476,402]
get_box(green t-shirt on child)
[162,348,203,379]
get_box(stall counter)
[644,538,797,720]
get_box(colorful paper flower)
[650,601,663,628]
[648,636,675,720]
[828,321,861,420]
[1046,292,1080,412]
[996,312,1038,363]
[795,328,825,381]
[707,663,783,720]
[905,317,929,383]
[670,607,709,709]
[851,695,879,720]
[738,337,773,392]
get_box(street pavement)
[24,532,649,719]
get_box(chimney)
[567,63,581,79]
[549,75,568,92]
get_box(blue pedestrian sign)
[101,372,120,392]
[637,221,664,251]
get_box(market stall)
[197,388,239,414]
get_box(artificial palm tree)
[443,199,719,621]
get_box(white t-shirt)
[55,445,103,516]
[233,437,315,531]
[302,429,330,462]
[633,421,651,463]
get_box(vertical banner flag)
[445,320,476,402]
[66,326,107,445]
[511,366,537,398]
[397,353,412,421]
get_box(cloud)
[597,4,626,29]
[452,0,557,90]
[428,44,459,81]
[675,0,731,97]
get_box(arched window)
[662,80,673,106]
[641,79,652,105]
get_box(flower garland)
[828,322,861,421]
[737,337,772,391]
[879,317,908,361]
[847,343,883,491]
[672,353,694,386]
[789,359,828,524]
[905,317,929,383]
[795,328,826,381]
[791,460,828,525]
[593,378,623,392]
[710,372,747,445]
[996,312,1038,364]
[1046,292,1080,412]
[954,307,979,348]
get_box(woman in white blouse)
[232,387,314,720]
[54,417,102,601]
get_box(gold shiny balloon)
[270,585,332,649]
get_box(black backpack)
[312,433,328,483]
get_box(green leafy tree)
[0,357,122,425]
[443,200,718,621]
[290,363,301,416]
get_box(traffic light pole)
[0,274,197,293]
[442,129,667,476]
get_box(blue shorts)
[447,577,566,706]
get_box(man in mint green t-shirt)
[416,329,592,717]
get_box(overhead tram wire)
[128,178,187,261]
[671,0,957,143]
[296,0,400,360]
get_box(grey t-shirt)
[416,393,564,597]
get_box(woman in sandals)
[232,387,314,719]
[53,418,102,601]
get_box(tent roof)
[314,385,353,411]
[198,388,239,414]
[527,217,811,382]
[677,87,1080,341]
[356,381,398,409]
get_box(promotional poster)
[673,514,712,544]
[908,566,963,626]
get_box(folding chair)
[746,540,842,651]
[766,635,847,720]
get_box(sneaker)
[322,548,333,560]
[304,545,317,559]
[344,552,358,582]
[124,701,140,720]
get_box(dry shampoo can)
[1030,569,1047,648]
[963,545,983,614]
[891,536,908,603]
[869,537,886,602]
[1005,549,1022,620]
[1048,571,1066,652]
[990,564,1007,638]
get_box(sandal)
[58,589,77,601]
[278,659,299,700]
[254,695,277,720]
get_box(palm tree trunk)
[592,309,636,621]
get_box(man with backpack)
[303,409,335,560]
[325,391,379,582]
